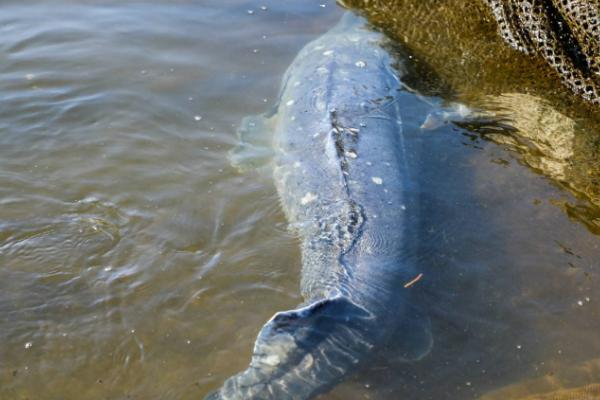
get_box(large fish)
[209,12,433,400]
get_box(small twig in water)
[404,273,423,288]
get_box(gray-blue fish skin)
[209,12,431,400]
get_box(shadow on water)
[325,1,600,399]
[327,112,600,399]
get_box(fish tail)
[207,295,375,400]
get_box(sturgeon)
[209,12,433,400]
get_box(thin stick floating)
[404,273,423,288]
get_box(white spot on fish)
[400,204,407,210]
[194,115,202,121]
[293,81,301,87]
[355,60,367,68]
[313,132,320,138]
[25,74,35,80]
[262,354,281,366]
[366,161,373,166]
[315,98,326,111]
[290,116,296,121]
[316,67,328,74]
[346,150,358,159]
[286,99,295,106]
[314,45,324,51]
[293,161,301,168]
[301,192,318,205]
[323,50,334,56]
[371,177,383,185]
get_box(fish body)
[209,12,431,400]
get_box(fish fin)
[420,102,480,130]
[254,295,373,366]
[386,304,433,362]
[229,114,276,172]
[211,295,374,399]
[265,294,372,333]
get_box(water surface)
[1,1,600,399]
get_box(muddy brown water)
[1,1,600,399]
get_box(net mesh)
[483,0,600,104]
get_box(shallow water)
[1,1,599,399]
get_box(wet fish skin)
[208,12,431,400]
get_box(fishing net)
[483,0,600,104]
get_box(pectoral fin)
[229,114,276,171]
[420,102,481,130]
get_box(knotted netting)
[484,0,600,104]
